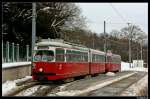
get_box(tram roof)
[112,54,121,57]
[36,39,121,57]
[36,39,89,51]
[90,49,105,55]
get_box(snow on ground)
[106,72,115,76]
[15,85,40,96]
[48,72,136,96]
[2,76,32,96]
[2,81,16,95]
[2,62,31,69]
[14,76,32,85]
[119,74,148,96]
[2,61,147,96]
[121,61,148,72]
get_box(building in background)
[133,60,144,68]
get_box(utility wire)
[109,3,127,24]
[109,4,144,28]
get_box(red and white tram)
[106,54,121,72]
[32,39,121,81]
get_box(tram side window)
[118,57,121,64]
[66,50,72,62]
[112,56,119,64]
[73,50,79,62]
[97,55,104,62]
[95,55,98,62]
[115,57,118,63]
[78,51,82,62]
[115,56,121,64]
[116,57,119,63]
[98,55,101,62]
[107,56,112,63]
[92,54,103,62]
[92,54,95,62]
[92,54,97,62]
[102,55,105,62]
[66,50,79,62]
[83,53,88,62]
[96,55,99,62]
[112,56,115,63]
[56,48,65,62]
[66,50,88,62]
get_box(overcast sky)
[76,3,148,34]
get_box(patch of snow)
[15,76,32,85]
[47,72,136,96]
[2,62,31,69]
[12,76,32,84]
[2,81,17,95]
[15,85,40,96]
[55,90,81,96]
[119,74,148,96]
[58,83,73,91]
[106,72,115,76]
[2,76,32,96]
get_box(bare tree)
[110,29,122,38]
[120,25,147,43]
[36,2,87,38]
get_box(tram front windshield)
[34,50,54,62]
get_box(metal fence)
[2,41,31,63]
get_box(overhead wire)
[107,3,131,46]
[109,3,128,24]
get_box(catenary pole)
[127,23,131,68]
[104,21,106,53]
[31,2,36,73]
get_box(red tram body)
[32,39,121,81]
[105,55,121,72]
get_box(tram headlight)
[39,68,43,72]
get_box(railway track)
[4,80,61,96]
[15,83,60,96]
[3,71,146,96]
[3,81,39,96]
[85,71,147,96]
